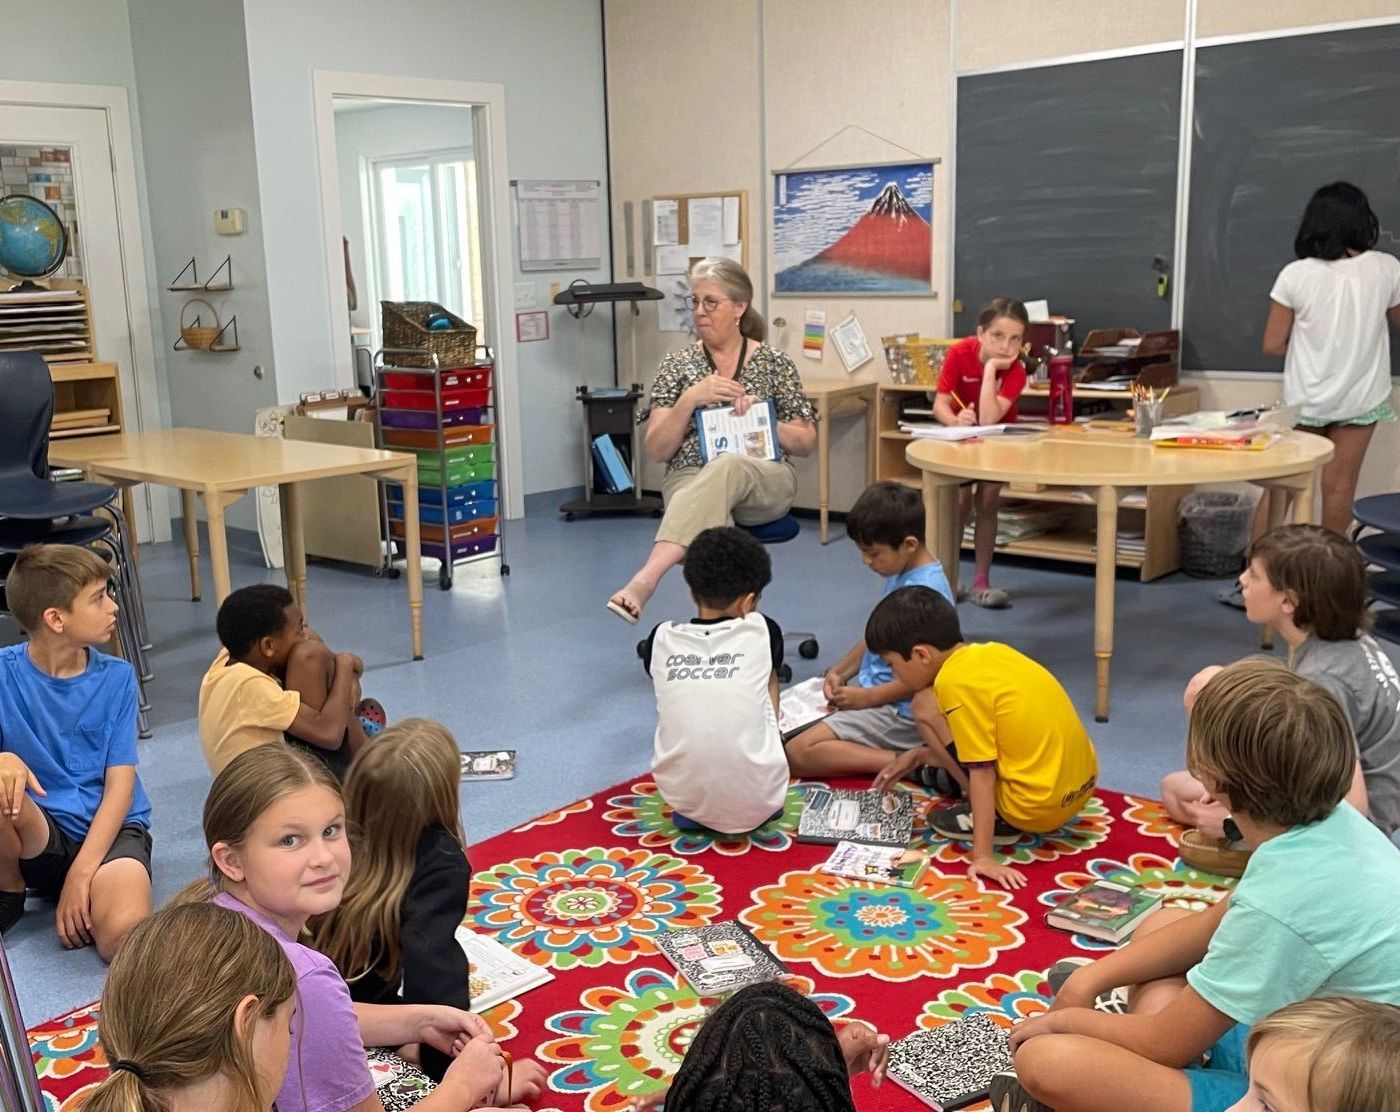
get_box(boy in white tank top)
[642,527,789,833]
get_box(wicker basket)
[381,301,478,368]
[881,334,956,385]
[179,298,220,351]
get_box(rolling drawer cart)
[375,347,509,589]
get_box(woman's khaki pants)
[655,454,798,547]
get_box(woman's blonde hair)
[175,744,342,905]
[1185,658,1354,827]
[312,718,464,984]
[689,257,766,342]
[79,903,295,1112]
[1248,997,1400,1112]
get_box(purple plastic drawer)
[420,534,498,562]
[379,407,486,430]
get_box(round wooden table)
[906,428,1334,721]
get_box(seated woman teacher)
[606,257,817,624]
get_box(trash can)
[1178,492,1254,578]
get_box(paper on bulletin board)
[830,312,873,373]
[653,200,679,246]
[722,196,740,244]
[658,274,693,333]
[688,196,724,254]
[656,245,691,275]
[803,310,826,361]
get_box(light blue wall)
[241,0,616,495]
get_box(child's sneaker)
[1177,828,1252,878]
[0,890,25,933]
[970,585,1012,609]
[916,763,965,798]
[1045,957,1130,1014]
[988,1069,1051,1112]
[927,802,1024,846]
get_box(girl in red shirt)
[933,297,1030,608]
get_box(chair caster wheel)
[778,663,793,683]
[799,638,819,659]
[564,512,576,522]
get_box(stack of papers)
[900,423,1012,441]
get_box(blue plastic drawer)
[387,498,497,526]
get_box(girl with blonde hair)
[78,901,295,1112]
[314,718,544,1094]
[185,744,532,1111]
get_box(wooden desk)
[906,428,1333,721]
[50,429,426,660]
[801,376,878,543]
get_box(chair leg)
[106,504,152,655]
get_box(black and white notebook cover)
[797,787,914,848]
[653,922,790,995]
[886,1013,1013,1110]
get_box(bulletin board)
[647,190,748,332]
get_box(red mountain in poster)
[813,183,931,280]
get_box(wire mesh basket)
[1178,491,1254,578]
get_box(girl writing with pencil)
[933,297,1030,609]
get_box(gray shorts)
[811,704,923,752]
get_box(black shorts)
[19,811,153,898]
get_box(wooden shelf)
[51,423,120,439]
[960,528,1146,567]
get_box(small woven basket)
[881,334,956,385]
[381,301,478,368]
[179,298,220,351]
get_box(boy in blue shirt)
[0,545,152,960]
[992,660,1400,1112]
[786,481,954,779]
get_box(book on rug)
[885,1013,1013,1110]
[454,928,554,1011]
[778,676,835,739]
[797,787,914,848]
[460,750,516,781]
[817,840,929,888]
[654,921,791,995]
[1044,878,1163,943]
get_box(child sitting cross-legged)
[1233,996,1400,1112]
[643,526,789,834]
[198,584,381,779]
[786,481,953,780]
[867,585,1099,890]
[990,660,1400,1112]
[1163,524,1400,875]
[0,544,152,957]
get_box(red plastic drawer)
[382,386,490,412]
[382,366,492,391]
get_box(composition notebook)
[653,921,790,995]
[777,676,835,740]
[460,750,516,781]
[886,1013,1013,1110]
[1044,878,1163,943]
[797,787,914,848]
[693,399,780,464]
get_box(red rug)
[29,777,1235,1110]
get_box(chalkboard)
[954,50,1182,339]
[1183,25,1400,372]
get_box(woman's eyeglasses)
[682,294,729,312]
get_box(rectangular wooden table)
[800,376,878,543]
[50,428,426,660]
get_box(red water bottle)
[1047,342,1074,425]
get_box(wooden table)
[906,428,1334,721]
[801,376,878,543]
[50,429,426,660]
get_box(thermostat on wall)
[215,208,246,235]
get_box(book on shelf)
[654,922,790,995]
[591,434,634,493]
[453,928,554,1011]
[885,1013,1013,1110]
[797,787,914,848]
[1044,879,1163,943]
[460,750,515,781]
[777,676,834,740]
[817,841,929,887]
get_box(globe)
[0,194,68,282]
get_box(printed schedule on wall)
[515,179,602,271]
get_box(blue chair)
[739,514,819,683]
[1351,493,1400,646]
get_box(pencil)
[948,392,967,413]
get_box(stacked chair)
[1352,493,1400,646]
[0,351,153,737]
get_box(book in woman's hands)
[694,399,781,463]
[654,922,790,995]
[453,928,554,1011]
[886,1014,1012,1110]
[1044,879,1163,943]
[797,787,914,848]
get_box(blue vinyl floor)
[3,491,1278,1024]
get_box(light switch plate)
[215,207,246,235]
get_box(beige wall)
[605,1,1400,511]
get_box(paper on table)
[688,196,725,254]
[830,312,872,373]
[1024,299,1050,321]
[722,195,740,244]
[901,423,1012,441]
[653,200,679,245]
[656,245,691,274]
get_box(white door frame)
[312,71,524,521]
[0,79,166,541]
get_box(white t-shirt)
[650,612,789,834]
[1269,251,1400,422]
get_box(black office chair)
[1353,493,1400,645]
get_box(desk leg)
[401,466,424,660]
[1257,482,1291,651]
[1094,485,1118,723]
[1292,468,1318,525]
[279,482,308,618]
[817,396,831,544]
[202,489,243,606]
[121,489,139,567]
[923,473,960,597]
[180,489,202,601]
[864,388,877,487]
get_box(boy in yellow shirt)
[870,585,1098,889]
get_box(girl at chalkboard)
[932,297,1030,609]
[1263,182,1400,535]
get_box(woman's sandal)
[606,579,654,625]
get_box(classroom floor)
[3,491,1272,1024]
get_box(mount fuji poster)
[773,162,934,295]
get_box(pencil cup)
[1134,399,1164,438]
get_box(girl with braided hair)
[633,982,888,1112]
